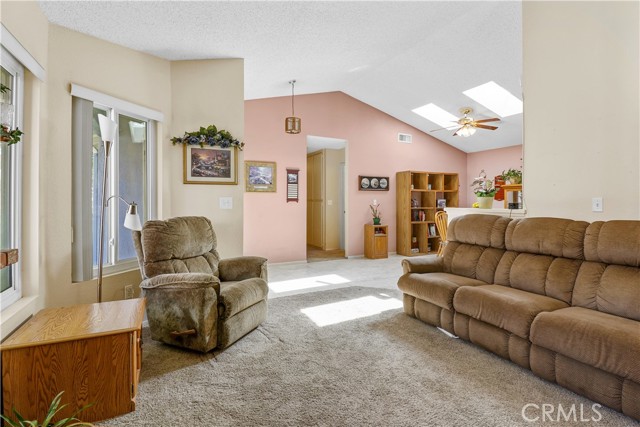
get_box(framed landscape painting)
[245,161,277,192]
[184,145,238,185]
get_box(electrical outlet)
[592,197,603,212]
[124,284,134,299]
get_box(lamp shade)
[98,114,118,142]
[285,116,301,134]
[124,202,142,231]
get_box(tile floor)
[266,254,422,299]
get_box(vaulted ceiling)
[38,1,522,153]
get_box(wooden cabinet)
[1,299,145,423]
[396,171,459,256]
[502,184,523,209]
[364,224,388,259]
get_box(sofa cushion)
[494,253,582,304]
[584,221,640,267]
[138,216,220,278]
[531,307,640,383]
[219,278,269,320]
[397,272,486,311]
[453,285,568,339]
[573,263,640,321]
[447,214,512,248]
[505,217,589,260]
[573,221,640,321]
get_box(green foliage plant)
[0,392,94,427]
[0,83,23,145]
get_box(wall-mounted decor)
[359,175,389,191]
[287,168,299,202]
[246,161,277,192]
[183,145,238,185]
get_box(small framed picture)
[437,199,447,209]
[245,161,277,192]
[183,145,238,185]
[359,175,389,191]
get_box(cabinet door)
[374,236,387,257]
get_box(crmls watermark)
[522,403,603,422]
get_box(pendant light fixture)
[285,80,301,134]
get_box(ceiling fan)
[431,107,500,137]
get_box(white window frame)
[71,84,160,281]
[0,48,24,310]
[93,105,155,276]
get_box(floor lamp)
[97,114,142,303]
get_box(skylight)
[463,81,523,117]
[411,103,458,129]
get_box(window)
[72,87,159,282]
[0,49,24,310]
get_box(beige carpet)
[98,287,637,426]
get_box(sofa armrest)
[219,256,268,282]
[401,257,444,274]
[140,272,220,293]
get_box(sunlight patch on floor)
[269,274,351,293]
[301,295,403,327]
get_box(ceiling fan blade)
[453,127,463,136]
[475,124,498,130]
[430,125,459,132]
[474,118,500,123]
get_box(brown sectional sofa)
[397,214,640,420]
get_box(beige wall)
[324,148,345,250]
[523,1,639,220]
[42,25,172,310]
[1,9,245,338]
[169,60,245,258]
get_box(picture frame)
[287,168,299,202]
[437,199,447,209]
[245,161,277,192]
[359,175,389,191]
[183,145,238,185]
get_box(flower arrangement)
[0,83,23,146]
[370,200,382,224]
[171,125,244,150]
[470,170,498,197]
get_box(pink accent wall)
[466,145,523,208]
[244,91,467,263]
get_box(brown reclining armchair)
[132,216,268,352]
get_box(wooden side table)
[364,224,388,259]
[1,299,145,423]
[503,184,523,209]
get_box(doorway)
[306,136,347,262]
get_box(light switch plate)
[592,197,603,212]
[220,197,233,210]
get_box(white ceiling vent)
[398,133,412,144]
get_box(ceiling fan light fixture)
[285,80,301,134]
[457,126,476,137]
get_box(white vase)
[477,196,493,209]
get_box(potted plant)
[0,83,23,146]
[171,124,244,150]
[501,168,522,185]
[470,170,498,209]
[370,200,382,225]
[0,392,93,427]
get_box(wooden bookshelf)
[396,171,458,256]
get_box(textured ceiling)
[38,1,522,153]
